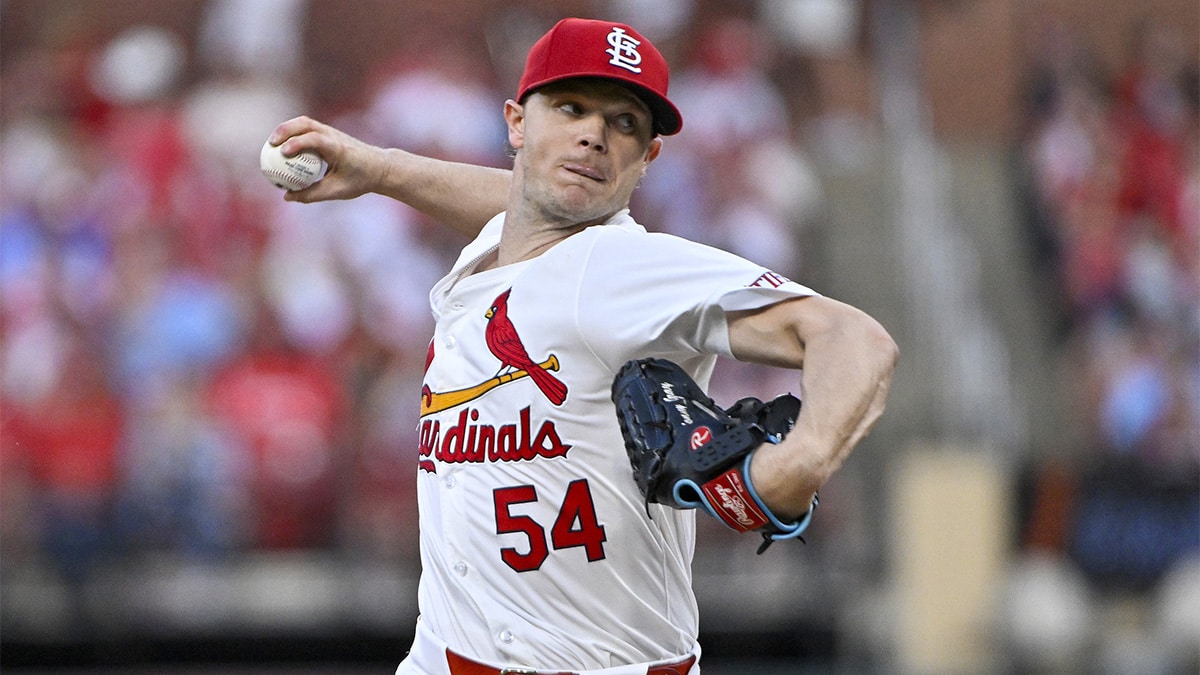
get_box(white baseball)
[260,140,327,191]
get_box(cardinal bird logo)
[485,289,568,405]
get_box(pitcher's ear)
[645,136,663,165]
[504,99,526,150]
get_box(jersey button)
[444,335,457,348]
[451,302,465,311]
[445,474,457,489]
[453,562,468,577]
[498,630,514,645]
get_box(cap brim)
[519,75,683,136]
[625,82,682,136]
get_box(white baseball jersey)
[402,209,816,672]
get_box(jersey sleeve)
[574,227,817,367]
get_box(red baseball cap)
[517,18,683,136]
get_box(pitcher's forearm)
[730,297,898,519]
[269,116,511,237]
[376,149,511,237]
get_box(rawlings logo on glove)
[611,357,818,553]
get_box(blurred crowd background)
[0,0,1197,673]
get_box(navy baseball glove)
[611,357,817,553]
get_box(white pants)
[395,618,701,675]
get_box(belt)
[446,649,697,675]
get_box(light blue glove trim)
[671,451,818,541]
[740,451,819,542]
[672,478,720,519]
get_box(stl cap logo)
[605,27,643,74]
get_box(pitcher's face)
[506,79,661,228]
